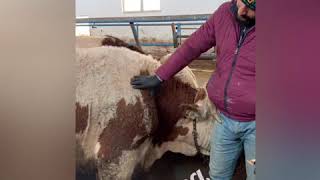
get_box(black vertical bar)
[171,23,178,48]
[130,22,141,49]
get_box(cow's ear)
[193,88,207,104]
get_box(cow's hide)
[76,46,204,179]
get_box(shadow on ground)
[77,151,246,180]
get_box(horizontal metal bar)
[190,68,215,72]
[76,14,210,24]
[177,35,190,38]
[76,22,204,27]
[198,54,216,60]
[180,27,198,30]
[128,43,174,47]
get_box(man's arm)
[131,11,217,94]
[155,13,217,81]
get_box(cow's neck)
[196,97,217,154]
[185,95,217,155]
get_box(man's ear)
[194,87,207,104]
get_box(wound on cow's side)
[97,98,149,164]
[152,77,197,145]
[76,102,89,134]
[101,35,146,55]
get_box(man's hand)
[130,75,161,96]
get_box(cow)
[76,43,246,179]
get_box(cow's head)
[184,87,218,125]
[173,86,217,155]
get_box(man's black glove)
[130,75,162,96]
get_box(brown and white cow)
[75,45,221,179]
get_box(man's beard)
[236,14,255,27]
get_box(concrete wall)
[76,0,228,41]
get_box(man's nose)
[239,6,249,16]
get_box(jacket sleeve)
[155,13,216,81]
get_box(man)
[131,0,256,179]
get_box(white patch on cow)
[131,135,144,147]
[143,140,197,170]
[76,47,160,107]
[142,106,152,134]
[196,119,214,155]
[94,142,101,156]
[112,139,152,179]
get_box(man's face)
[236,0,255,24]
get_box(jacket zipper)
[223,26,252,113]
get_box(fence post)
[130,22,141,49]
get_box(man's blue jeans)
[209,112,256,180]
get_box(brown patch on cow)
[97,98,150,164]
[101,35,146,55]
[166,126,189,141]
[152,77,198,145]
[193,88,207,103]
[76,102,89,133]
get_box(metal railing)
[76,14,215,60]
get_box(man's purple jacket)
[155,1,256,121]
